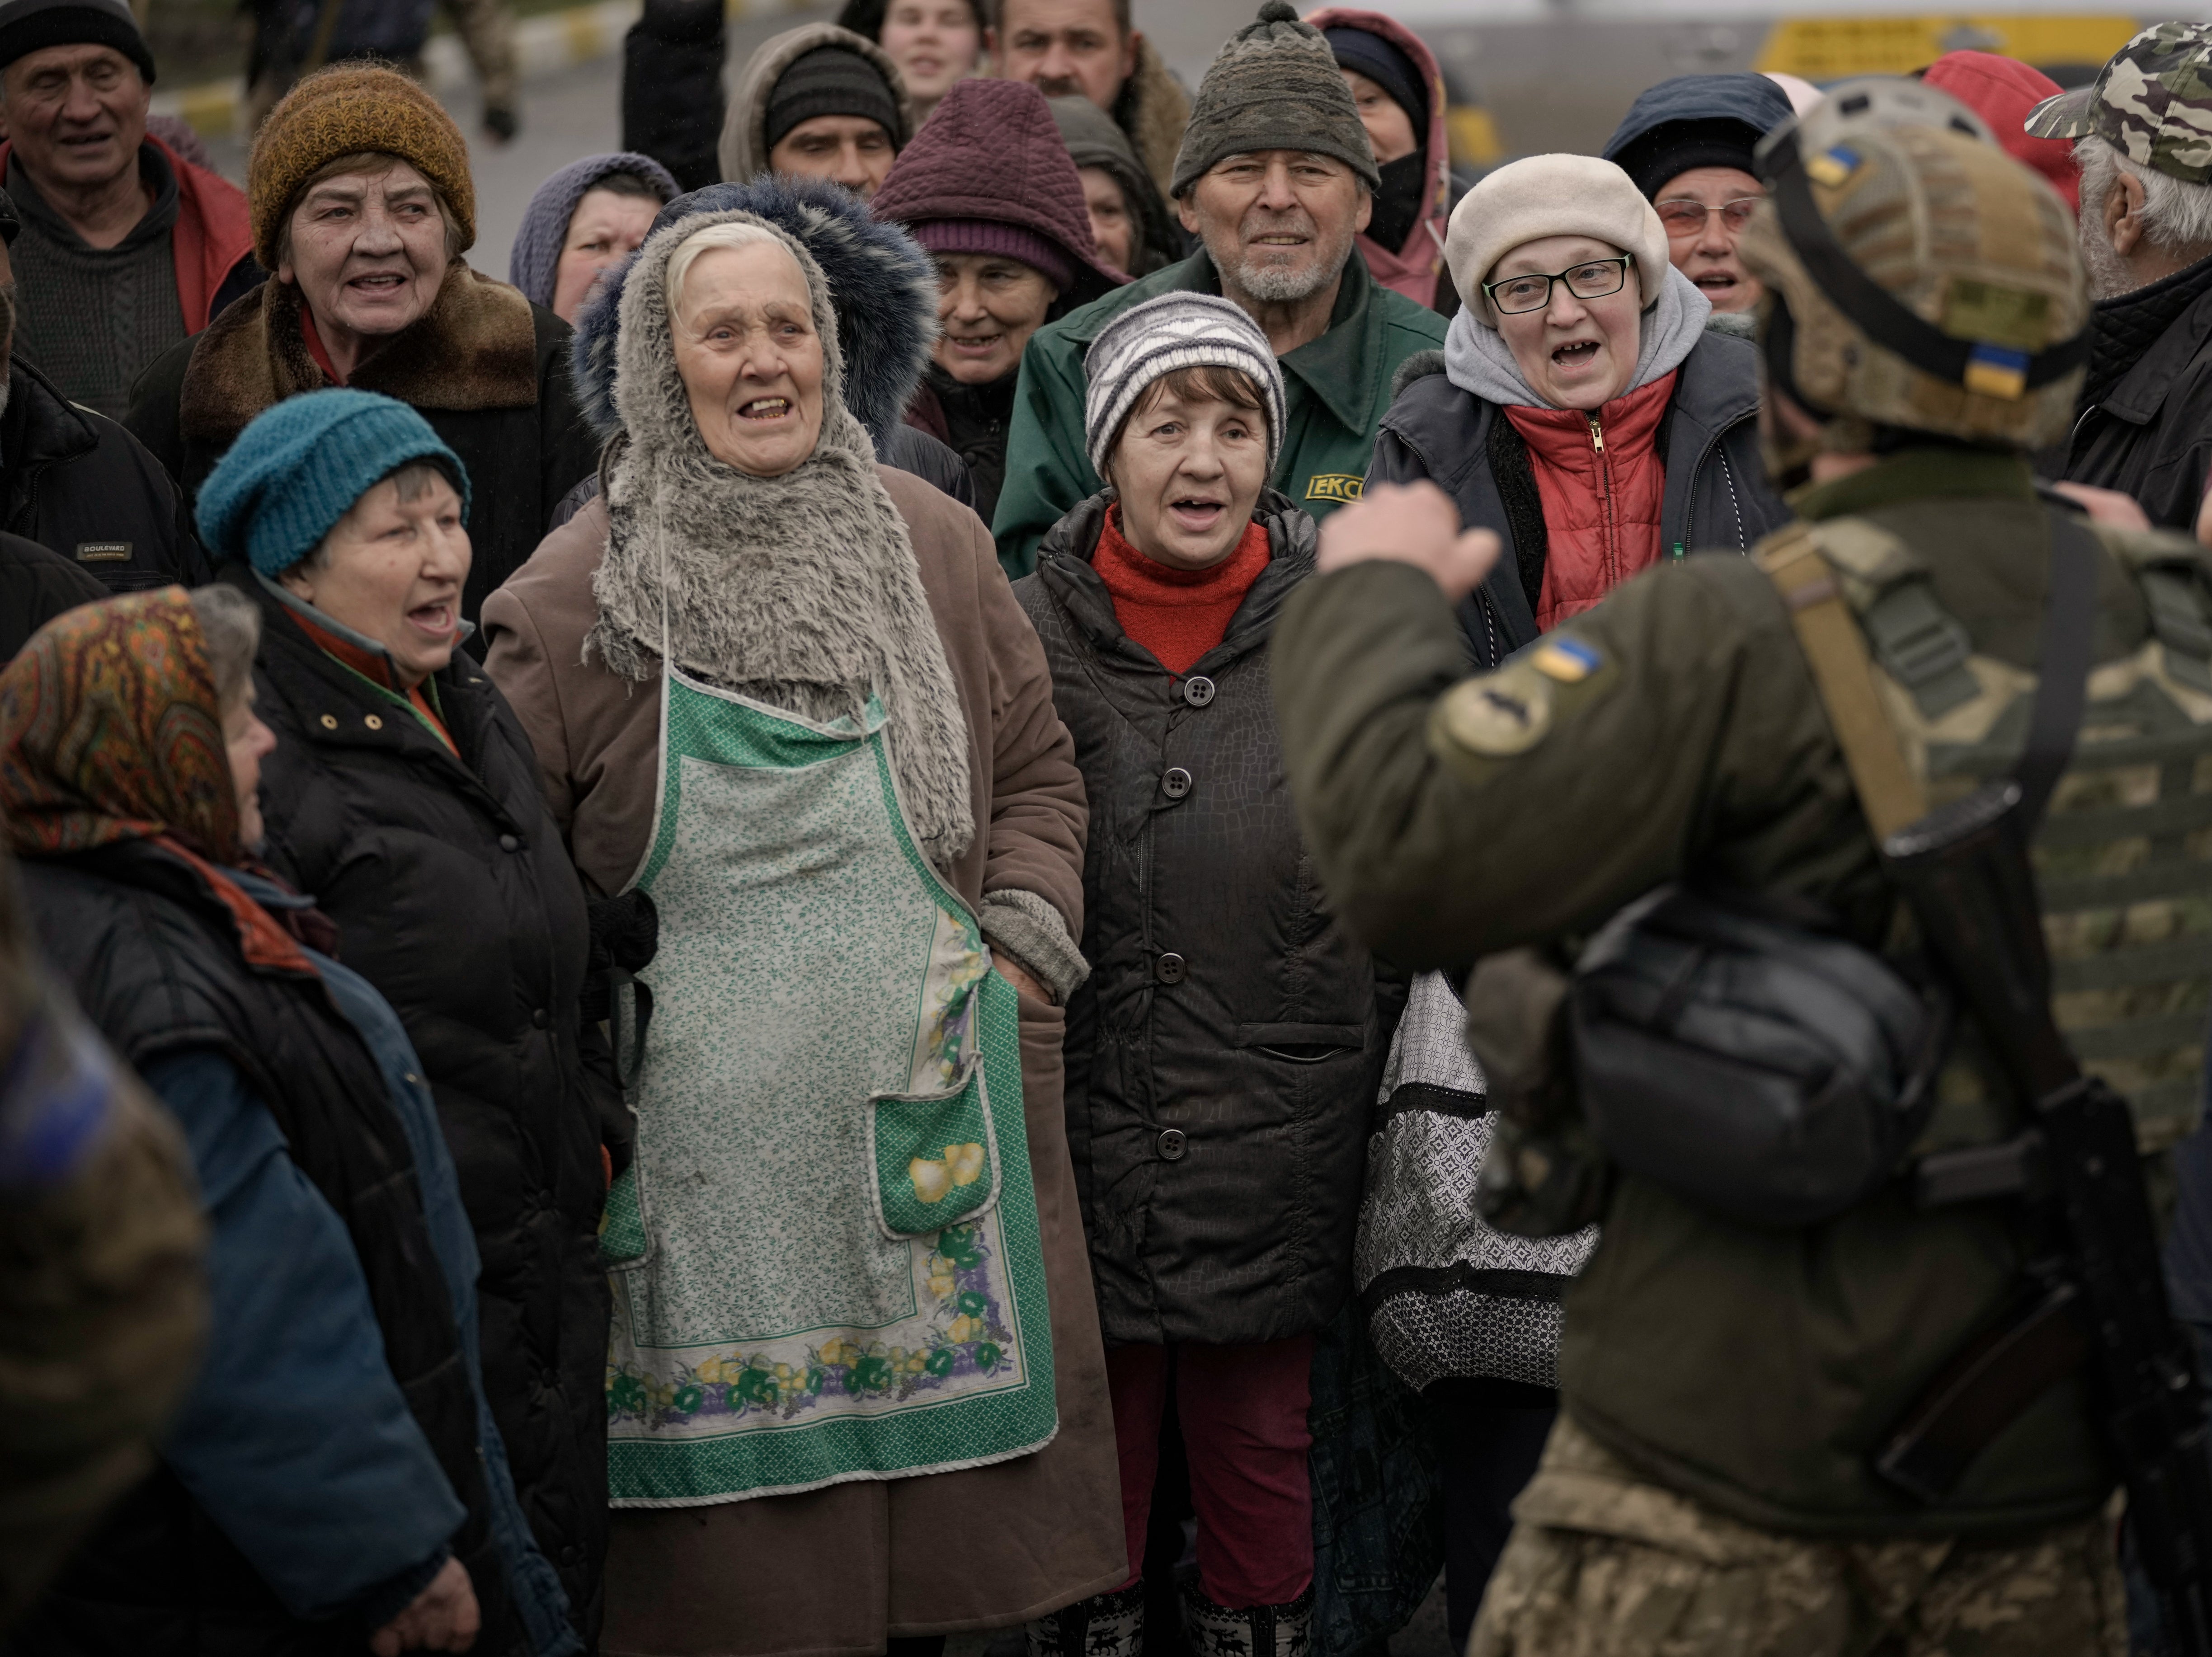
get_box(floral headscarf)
[0,588,240,863]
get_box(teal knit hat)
[196,390,472,577]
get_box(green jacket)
[1272,447,2212,1537]
[990,250,1447,579]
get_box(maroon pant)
[1106,1336,1316,1608]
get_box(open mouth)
[408,600,455,638]
[739,397,792,421]
[1167,496,1226,533]
[1694,272,1739,294]
[1551,339,1601,369]
[348,271,409,296]
[946,333,1002,357]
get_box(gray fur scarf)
[588,208,975,866]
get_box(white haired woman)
[482,210,1123,1657]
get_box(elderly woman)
[838,0,984,124]
[0,587,571,1655]
[1015,294,1393,1657]
[511,153,681,324]
[874,78,1125,530]
[124,65,598,631]
[483,207,1120,1657]
[186,390,617,1646]
[1371,153,1788,669]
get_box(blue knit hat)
[196,390,471,577]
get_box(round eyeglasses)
[1655,197,1764,238]
[1483,255,1633,316]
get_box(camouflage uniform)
[1274,99,2181,1657]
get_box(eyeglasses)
[1655,197,1764,238]
[1483,255,1633,316]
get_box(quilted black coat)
[1014,490,1395,1346]
[228,568,612,1641]
[2064,251,2212,530]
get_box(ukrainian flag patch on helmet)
[1805,145,1860,187]
[1964,343,2031,399]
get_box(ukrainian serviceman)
[1272,96,2212,1657]
[990,0,1444,579]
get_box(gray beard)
[1218,227,1355,305]
[2079,217,2137,300]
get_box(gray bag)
[1354,972,1597,1391]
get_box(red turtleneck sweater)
[1092,504,1271,676]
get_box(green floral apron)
[600,653,1056,1505]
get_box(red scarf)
[1093,504,1271,676]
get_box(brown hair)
[1108,363,1267,459]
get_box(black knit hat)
[0,0,154,83]
[1172,0,1380,198]
[1601,74,1794,200]
[764,45,902,153]
[1324,25,1426,140]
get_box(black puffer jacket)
[0,530,105,658]
[230,569,612,1641]
[15,839,510,1655]
[2,356,207,592]
[1014,490,1393,1346]
[2064,252,2212,529]
[1370,328,1788,668]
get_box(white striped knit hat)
[1082,293,1286,479]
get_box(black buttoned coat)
[226,566,612,1640]
[1013,490,1395,1346]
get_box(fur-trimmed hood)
[718,23,914,186]
[588,205,975,864]
[1117,34,1192,201]
[570,174,936,452]
[178,261,539,448]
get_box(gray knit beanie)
[1083,293,1286,477]
[1171,0,1380,199]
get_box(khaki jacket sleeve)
[1271,555,1866,970]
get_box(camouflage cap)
[2024,21,2212,185]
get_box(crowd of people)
[7,0,2212,1654]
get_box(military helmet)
[1790,75,1995,150]
[1737,109,2089,467]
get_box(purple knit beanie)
[870,78,1129,300]
[508,152,680,310]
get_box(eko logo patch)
[1305,474,1364,502]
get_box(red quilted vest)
[1503,369,1678,631]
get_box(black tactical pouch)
[1569,884,1949,1228]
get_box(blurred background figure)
[719,22,909,199]
[990,0,1188,199]
[837,0,983,125]
[1920,50,2079,214]
[875,78,1125,525]
[1313,8,1456,311]
[246,0,518,142]
[508,151,677,323]
[0,0,255,419]
[621,0,724,192]
[1049,93,1176,277]
[1600,72,1793,319]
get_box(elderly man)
[0,0,254,418]
[1600,73,1793,319]
[992,0,1445,577]
[989,0,1187,198]
[717,23,908,199]
[2030,22,2212,529]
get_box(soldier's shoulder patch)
[1305,474,1364,503]
[1437,660,1555,757]
[1531,636,1602,683]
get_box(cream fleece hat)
[1445,154,1670,326]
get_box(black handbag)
[1570,884,1948,1228]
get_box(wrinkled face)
[993,0,1135,110]
[550,186,660,324]
[768,114,896,199]
[1181,150,1369,306]
[673,240,826,477]
[281,470,472,686]
[1078,166,1133,272]
[1653,166,1763,314]
[222,684,277,853]
[1107,383,1269,571]
[1342,69,1417,167]
[934,251,1057,385]
[880,0,981,104]
[1489,234,1642,410]
[279,159,449,342]
[0,44,147,193]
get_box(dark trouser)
[1107,1337,1317,1608]
[1426,1377,1558,1652]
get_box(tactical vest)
[1765,510,2212,1158]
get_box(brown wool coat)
[480,471,1125,1655]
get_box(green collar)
[1062,248,1382,437]
[1789,447,2038,522]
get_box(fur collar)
[1120,36,1193,200]
[179,260,539,446]
[588,206,975,866]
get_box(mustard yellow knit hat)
[248,64,476,268]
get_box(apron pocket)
[601,1163,653,1268]
[866,1062,1003,1240]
